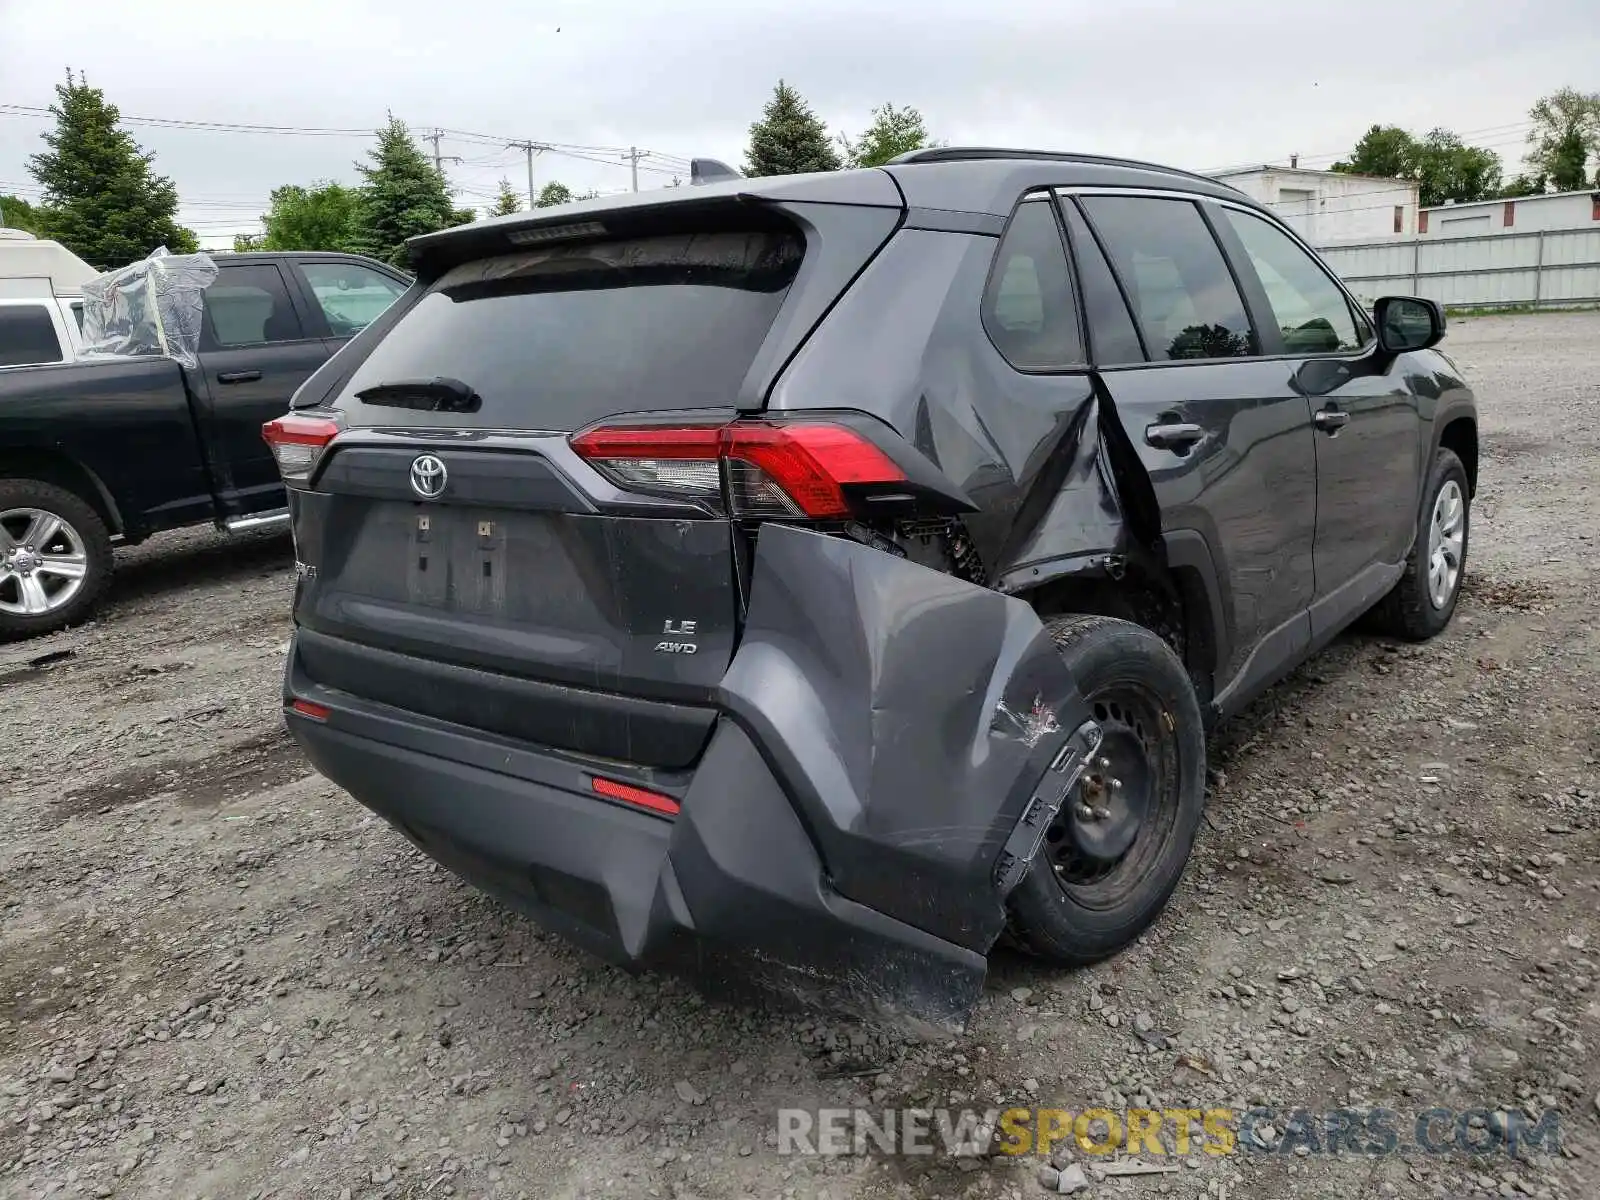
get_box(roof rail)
[885,146,1242,193]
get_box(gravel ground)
[2,311,1597,1200]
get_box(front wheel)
[0,479,114,641]
[1005,615,1207,965]
[1371,447,1470,641]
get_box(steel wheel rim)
[1045,680,1182,908]
[0,507,89,617]
[1426,479,1465,610]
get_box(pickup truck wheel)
[1005,615,1206,965]
[1371,447,1470,641]
[0,480,113,640]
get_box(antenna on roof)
[690,158,743,186]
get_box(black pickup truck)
[0,251,409,639]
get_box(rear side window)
[1081,196,1256,361]
[982,199,1083,369]
[334,229,803,430]
[302,261,407,338]
[202,264,304,349]
[0,304,64,367]
[1059,201,1145,364]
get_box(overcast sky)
[2,0,1596,246]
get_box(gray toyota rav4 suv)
[266,148,1477,1031]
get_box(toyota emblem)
[410,455,448,499]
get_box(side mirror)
[1374,296,1445,353]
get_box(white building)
[1206,165,1419,243]
[1420,189,1600,237]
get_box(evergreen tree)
[350,117,472,267]
[489,178,523,216]
[744,81,840,177]
[26,72,197,267]
[841,103,937,168]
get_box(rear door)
[1210,204,1421,637]
[196,261,329,513]
[1067,191,1320,708]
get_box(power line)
[0,103,375,137]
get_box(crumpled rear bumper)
[285,524,1094,1032]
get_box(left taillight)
[262,412,342,486]
[570,420,907,519]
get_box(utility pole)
[427,129,461,177]
[625,146,644,193]
[508,140,546,208]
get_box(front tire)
[0,479,113,641]
[1005,615,1206,965]
[1372,448,1469,641]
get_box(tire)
[1005,615,1207,965]
[0,479,114,641]
[1370,448,1469,641]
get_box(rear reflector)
[263,413,342,485]
[290,699,331,721]
[591,776,681,816]
[570,421,905,518]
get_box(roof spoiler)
[691,158,743,186]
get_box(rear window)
[0,304,64,368]
[333,230,803,429]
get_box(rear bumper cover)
[285,524,1094,1031]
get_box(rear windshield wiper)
[353,377,482,413]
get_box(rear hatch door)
[288,197,901,768]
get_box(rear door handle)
[1144,422,1205,450]
[217,370,262,384]
[1313,408,1350,433]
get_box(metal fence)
[1315,226,1600,310]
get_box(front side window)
[302,262,407,338]
[1080,196,1256,361]
[202,264,304,349]
[0,304,64,367]
[1221,208,1366,354]
[981,199,1083,369]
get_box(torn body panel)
[285,520,1095,1034]
[720,523,1093,951]
[763,227,1165,611]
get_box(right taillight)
[570,420,906,518]
[263,412,342,485]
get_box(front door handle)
[217,370,262,384]
[1144,422,1205,450]
[1313,408,1351,434]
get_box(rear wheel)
[0,480,113,641]
[1006,615,1206,964]
[1371,448,1469,641]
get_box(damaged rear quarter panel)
[765,226,1151,589]
[719,523,1092,952]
